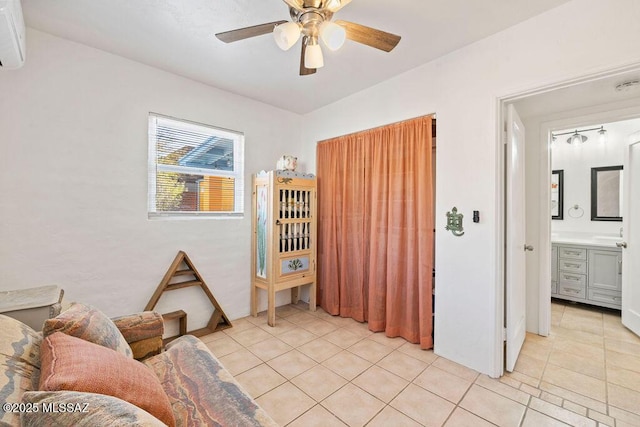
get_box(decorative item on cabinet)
[277,155,298,171]
[252,170,317,326]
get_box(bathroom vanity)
[551,236,622,309]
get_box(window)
[148,113,244,218]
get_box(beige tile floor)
[200,300,640,426]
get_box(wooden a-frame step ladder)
[145,251,232,342]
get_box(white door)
[506,104,528,372]
[621,131,640,337]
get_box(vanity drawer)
[558,283,586,299]
[559,272,586,288]
[559,247,587,260]
[558,259,587,274]
[588,288,622,307]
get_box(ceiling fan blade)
[215,21,287,43]
[327,0,353,12]
[300,36,317,76]
[335,20,401,52]
[283,0,305,11]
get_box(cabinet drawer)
[559,272,586,288]
[559,247,587,260]
[558,284,586,299]
[588,288,622,307]
[559,259,587,274]
[279,255,310,277]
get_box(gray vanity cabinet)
[588,249,622,308]
[551,243,622,309]
[551,245,558,295]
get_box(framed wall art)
[551,170,564,220]
[591,165,623,221]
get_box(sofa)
[0,303,278,427]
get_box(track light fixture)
[568,131,587,145]
[551,125,607,145]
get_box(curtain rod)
[318,113,436,144]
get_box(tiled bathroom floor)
[200,300,640,426]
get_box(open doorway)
[546,117,639,324]
[512,75,640,338]
[501,67,640,377]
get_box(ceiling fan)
[215,0,401,76]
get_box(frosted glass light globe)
[305,43,324,68]
[320,21,346,51]
[273,22,301,51]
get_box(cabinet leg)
[309,281,317,312]
[267,287,276,327]
[250,284,258,317]
[291,286,300,305]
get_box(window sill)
[147,212,244,220]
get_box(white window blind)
[148,113,244,218]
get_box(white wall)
[301,0,640,376]
[0,29,303,328]
[552,119,639,234]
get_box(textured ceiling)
[23,0,571,113]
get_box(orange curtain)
[316,115,434,349]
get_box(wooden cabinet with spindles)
[251,170,317,326]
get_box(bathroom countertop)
[551,232,622,248]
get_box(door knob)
[524,245,534,251]
[616,241,628,248]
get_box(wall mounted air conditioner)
[0,0,25,69]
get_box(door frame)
[622,131,640,335]
[496,62,640,376]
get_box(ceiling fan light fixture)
[305,38,324,69]
[325,0,341,10]
[319,21,346,51]
[273,21,301,51]
[326,0,352,12]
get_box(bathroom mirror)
[591,165,623,221]
[551,170,564,220]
